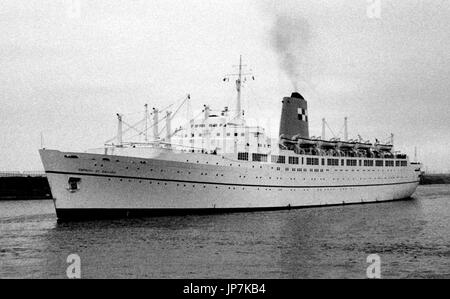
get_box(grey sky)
[1,0,449,172]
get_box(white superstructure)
[39,57,421,220]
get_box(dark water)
[0,185,449,279]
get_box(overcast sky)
[1,0,449,172]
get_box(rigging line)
[335,122,346,139]
[158,103,174,113]
[120,113,164,143]
[171,113,198,133]
[157,107,196,137]
[158,94,188,113]
[105,119,145,143]
[176,109,204,133]
[325,122,337,138]
[190,109,204,122]
[140,111,169,135]
[151,113,168,130]
[153,94,192,136]
[127,127,149,141]
[122,96,193,141]
[155,114,171,137]
[104,96,186,144]
[104,115,153,144]
[122,111,147,116]
[104,120,141,144]
[122,119,147,136]
[103,120,145,144]
[171,95,190,122]
[159,108,203,138]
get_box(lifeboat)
[297,137,318,148]
[317,139,338,149]
[337,141,356,149]
[355,142,373,150]
[279,134,298,145]
[376,144,393,151]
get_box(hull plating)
[40,149,420,219]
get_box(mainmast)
[223,55,254,124]
[236,55,243,120]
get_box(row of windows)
[347,159,357,166]
[188,132,246,137]
[385,160,395,167]
[187,139,269,149]
[271,155,286,164]
[192,124,226,128]
[237,152,249,161]
[288,156,299,165]
[186,132,268,140]
[396,161,408,166]
[364,160,374,167]
[306,157,319,166]
[252,153,268,162]
[237,153,409,167]
[328,159,339,166]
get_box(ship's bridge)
[171,106,271,155]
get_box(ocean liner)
[40,57,422,220]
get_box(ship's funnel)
[279,92,309,140]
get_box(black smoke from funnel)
[270,14,311,90]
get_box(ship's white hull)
[40,149,420,220]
